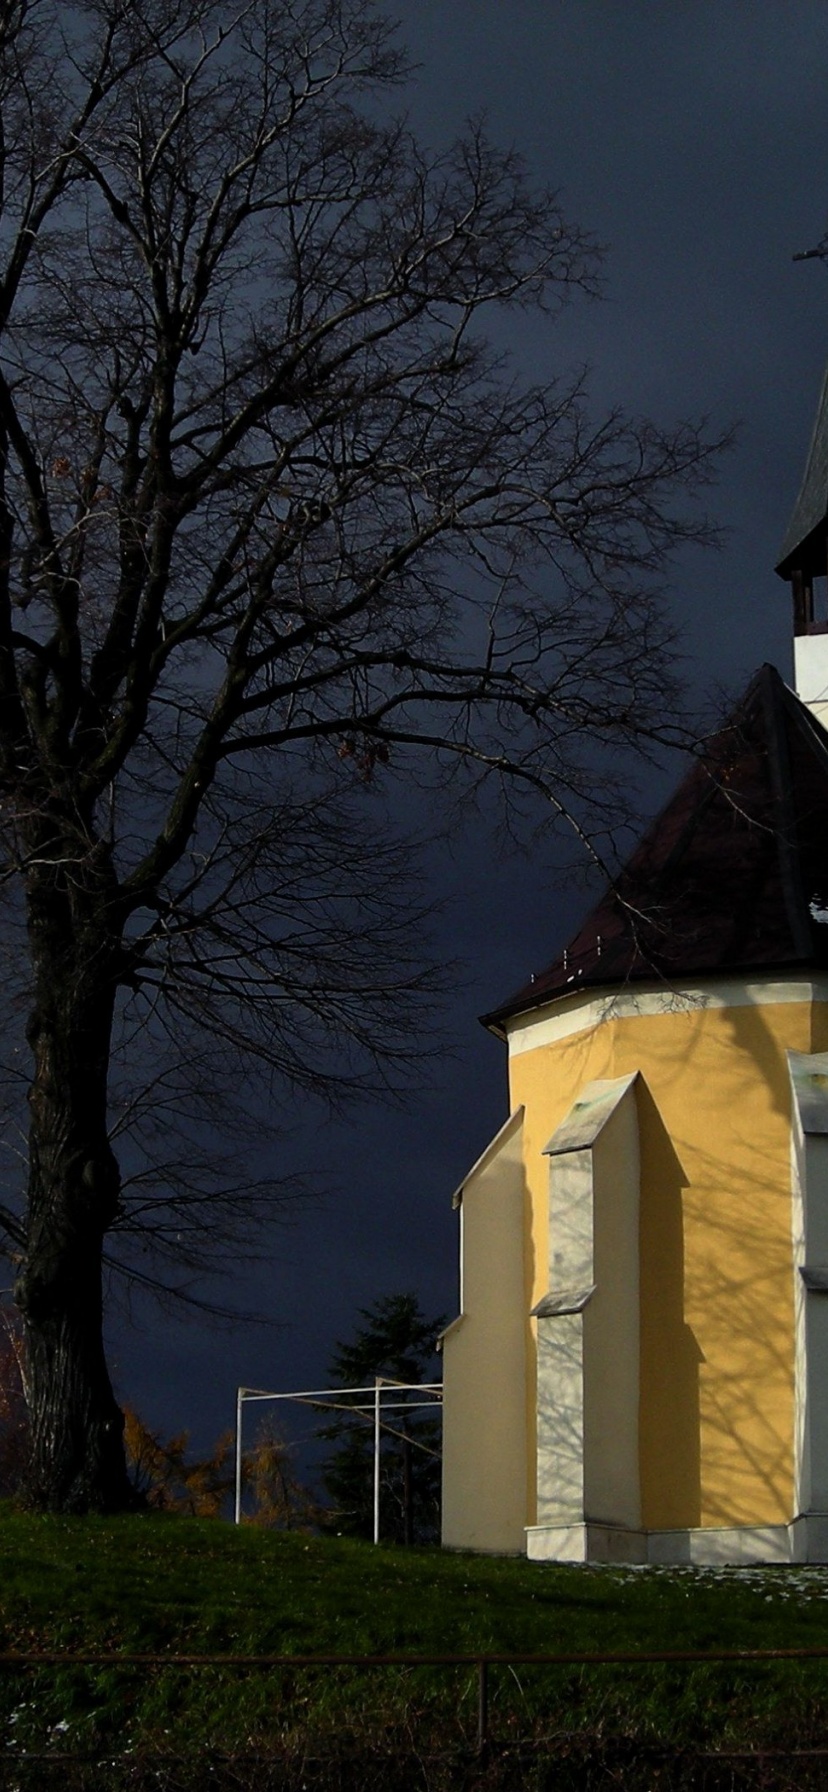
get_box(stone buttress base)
[525,1515,828,1565]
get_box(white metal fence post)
[373,1378,381,1545]
[234,1387,244,1526]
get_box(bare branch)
[0,0,728,1510]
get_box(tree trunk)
[14,827,132,1512]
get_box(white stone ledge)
[525,1520,828,1566]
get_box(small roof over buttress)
[484,666,828,1034]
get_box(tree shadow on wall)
[637,1077,704,1533]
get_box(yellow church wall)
[507,987,827,1536]
[440,1110,529,1553]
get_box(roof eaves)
[776,358,828,576]
[482,667,828,1032]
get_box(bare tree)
[0,0,726,1510]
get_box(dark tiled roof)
[777,360,828,578]
[484,665,828,1034]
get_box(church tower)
[777,361,828,728]
[440,374,828,1565]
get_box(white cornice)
[505,975,828,1057]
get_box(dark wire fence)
[4,1645,828,1757]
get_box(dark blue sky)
[110,2,828,1456]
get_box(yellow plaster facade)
[440,1111,527,1554]
[442,973,828,1561]
[507,981,828,1536]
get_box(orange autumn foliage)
[123,1407,323,1526]
[242,1418,325,1530]
[123,1407,233,1517]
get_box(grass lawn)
[2,1509,828,1772]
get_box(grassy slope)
[3,1512,828,1756]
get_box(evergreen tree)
[321,1294,444,1545]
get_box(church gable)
[486,665,828,1032]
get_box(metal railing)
[3,1644,828,1756]
[234,1379,443,1540]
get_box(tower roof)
[777,361,828,580]
[484,666,828,1033]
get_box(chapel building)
[440,365,828,1565]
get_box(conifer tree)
[321,1294,444,1545]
